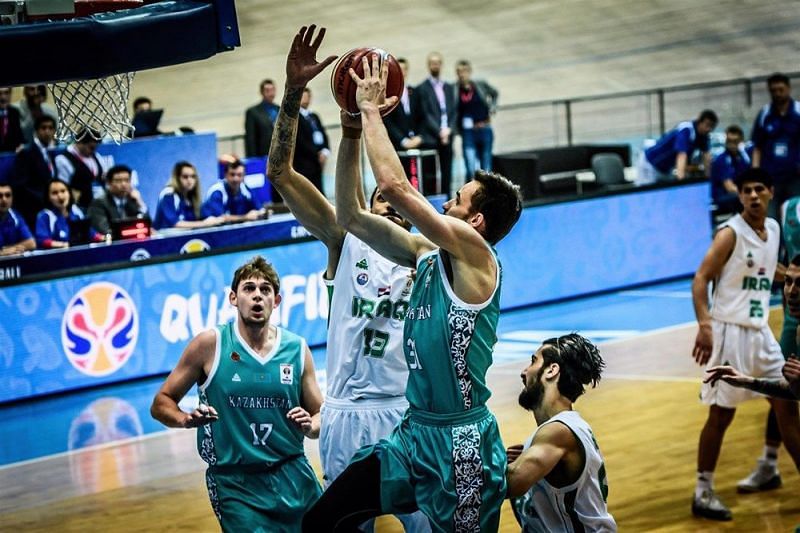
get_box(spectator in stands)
[55,128,108,210]
[11,115,57,229]
[34,178,100,249]
[293,88,329,194]
[384,57,422,151]
[87,164,148,237]
[245,79,279,158]
[636,109,718,185]
[153,161,224,230]
[130,96,163,138]
[0,87,24,153]
[0,183,34,256]
[710,125,749,215]
[201,158,263,223]
[454,59,498,179]
[751,72,800,219]
[16,85,57,145]
[414,52,457,195]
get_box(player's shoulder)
[534,419,578,449]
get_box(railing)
[216,71,800,190]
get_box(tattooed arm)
[705,365,799,400]
[266,25,343,278]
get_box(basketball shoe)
[737,459,782,493]
[692,489,732,521]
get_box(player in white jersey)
[266,26,429,532]
[691,167,800,521]
[506,333,616,533]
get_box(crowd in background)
[0,68,797,258]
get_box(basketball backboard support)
[0,0,240,86]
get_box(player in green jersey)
[151,256,324,532]
[303,52,522,532]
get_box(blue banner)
[0,241,328,403]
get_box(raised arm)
[266,25,343,276]
[352,56,492,269]
[692,226,735,365]
[335,110,427,268]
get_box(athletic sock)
[762,445,779,468]
[695,471,714,499]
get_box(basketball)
[330,47,404,116]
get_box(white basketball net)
[49,72,136,144]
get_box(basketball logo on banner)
[61,282,139,377]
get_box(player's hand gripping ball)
[330,47,404,116]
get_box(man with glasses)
[87,164,148,238]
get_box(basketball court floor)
[1,276,798,531]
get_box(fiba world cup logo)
[61,282,139,377]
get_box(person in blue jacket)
[153,161,224,230]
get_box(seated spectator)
[87,164,148,237]
[710,125,749,215]
[54,128,108,210]
[0,87,24,153]
[636,109,718,185]
[35,178,101,249]
[0,183,35,256]
[17,85,58,145]
[153,161,224,230]
[11,115,58,229]
[200,159,263,223]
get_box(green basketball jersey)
[403,248,501,414]
[784,197,800,262]
[197,322,307,467]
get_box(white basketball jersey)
[710,214,779,328]
[514,411,617,533]
[324,233,414,400]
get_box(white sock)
[762,445,779,467]
[695,471,714,499]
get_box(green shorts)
[353,405,507,532]
[205,456,322,533]
[780,306,798,359]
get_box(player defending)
[506,333,617,532]
[302,54,523,531]
[266,25,429,532]
[690,168,800,520]
[150,256,323,532]
[704,254,800,401]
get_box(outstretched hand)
[704,365,752,388]
[348,54,398,115]
[286,25,337,88]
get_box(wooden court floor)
[1,314,798,531]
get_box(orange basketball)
[330,47,404,116]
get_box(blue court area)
[0,277,697,467]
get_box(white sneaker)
[737,459,782,493]
[692,489,732,521]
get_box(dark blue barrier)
[0,181,712,404]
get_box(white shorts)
[320,396,431,533]
[701,321,786,408]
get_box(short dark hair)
[74,127,100,143]
[223,158,244,174]
[469,170,523,244]
[725,124,744,137]
[540,333,605,402]
[34,114,56,130]
[456,59,471,69]
[734,167,773,190]
[396,57,408,65]
[767,73,790,87]
[698,109,718,124]
[790,254,800,267]
[132,96,151,109]
[231,255,280,294]
[260,79,275,91]
[106,164,132,183]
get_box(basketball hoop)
[0,0,241,143]
[50,72,136,143]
